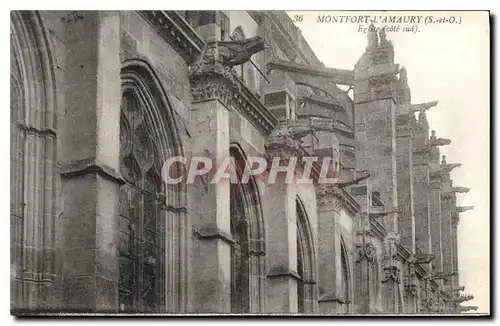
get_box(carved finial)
[442,155,447,164]
[399,66,408,84]
[379,26,390,46]
[367,24,378,50]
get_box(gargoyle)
[337,170,371,188]
[447,294,474,303]
[442,163,462,172]
[218,36,265,67]
[458,206,474,213]
[428,271,458,280]
[411,101,438,113]
[287,124,315,140]
[414,253,436,264]
[459,305,478,312]
[430,138,451,146]
[452,187,470,194]
[451,286,466,292]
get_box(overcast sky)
[287,11,490,313]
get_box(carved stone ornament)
[382,265,400,284]
[459,305,478,312]
[139,11,206,64]
[457,205,474,213]
[411,101,438,113]
[452,187,470,194]
[189,42,277,134]
[356,242,376,264]
[430,137,451,147]
[264,122,306,160]
[425,296,437,311]
[316,184,341,206]
[405,283,419,298]
[218,36,265,67]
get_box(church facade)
[10,10,476,314]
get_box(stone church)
[10,10,476,314]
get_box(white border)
[2,1,496,325]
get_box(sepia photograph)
[9,10,490,316]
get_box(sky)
[287,11,490,313]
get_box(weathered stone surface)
[10,10,472,315]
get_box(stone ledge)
[267,266,302,282]
[318,292,351,304]
[60,158,125,185]
[190,60,278,135]
[192,226,235,245]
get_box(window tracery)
[118,89,166,313]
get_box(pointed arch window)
[230,148,250,313]
[296,198,317,314]
[340,244,349,301]
[118,88,166,313]
[230,181,250,313]
[339,238,351,312]
[297,224,305,313]
[228,145,266,313]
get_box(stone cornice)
[301,93,344,111]
[315,185,361,215]
[247,11,263,24]
[138,11,206,64]
[189,46,278,135]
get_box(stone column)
[316,188,343,313]
[59,11,122,312]
[412,160,431,255]
[354,27,403,313]
[396,119,415,252]
[189,97,232,313]
[451,217,459,287]
[429,180,443,273]
[265,177,298,313]
[440,194,454,285]
[353,214,376,314]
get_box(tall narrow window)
[340,240,350,312]
[228,145,266,313]
[297,227,305,313]
[230,182,250,312]
[296,198,315,313]
[230,147,251,313]
[119,89,165,313]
